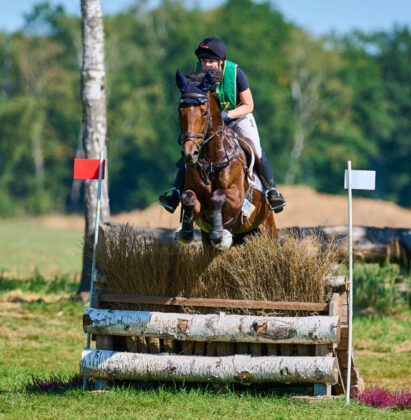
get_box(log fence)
[80,275,363,397]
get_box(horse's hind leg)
[175,190,198,245]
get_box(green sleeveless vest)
[196,60,238,111]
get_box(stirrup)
[159,187,180,213]
[265,188,286,213]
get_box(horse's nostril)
[193,151,199,157]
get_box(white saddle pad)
[247,171,266,194]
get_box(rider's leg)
[260,150,286,213]
[159,159,185,213]
[229,113,262,157]
[229,114,286,213]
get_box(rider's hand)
[221,111,231,123]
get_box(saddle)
[227,128,268,192]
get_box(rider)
[159,37,286,213]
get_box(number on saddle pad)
[241,198,256,218]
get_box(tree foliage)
[0,0,410,215]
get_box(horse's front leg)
[175,189,199,246]
[209,188,226,244]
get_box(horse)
[174,69,277,250]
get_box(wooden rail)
[99,294,329,312]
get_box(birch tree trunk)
[81,349,339,384]
[83,309,340,344]
[78,0,110,295]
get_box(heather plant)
[353,386,411,409]
[96,226,337,314]
[193,231,336,304]
[95,225,214,299]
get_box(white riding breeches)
[228,113,262,159]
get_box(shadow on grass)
[23,373,321,398]
[24,374,91,393]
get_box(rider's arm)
[227,88,254,119]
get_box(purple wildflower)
[353,386,411,409]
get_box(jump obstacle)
[80,275,363,398]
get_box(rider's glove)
[221,111,231,123]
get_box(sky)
[0,0,410,35]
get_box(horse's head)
[176,69,214,166]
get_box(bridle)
[178,92,223,152]
[177,90,243,184]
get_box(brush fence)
[80,276,363,396]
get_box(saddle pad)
[247,170,266,194]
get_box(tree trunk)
[81,349,339,384]
[83,308,340,344]
[78,0,110,295]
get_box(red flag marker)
[73,158,105,180]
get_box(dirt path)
[112,185,411,229]
[36,185,411,230]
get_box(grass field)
[0,218,410,419]
[0,217,82,277]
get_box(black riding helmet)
[195,37,227,60]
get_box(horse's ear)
[199,71,213,93]
[176,69,189,93]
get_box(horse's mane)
[186,67,222,84]
[186,67,222,108]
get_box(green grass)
[2,387,410,420]
[0,290,409,419]
[337,261,410,314]
[354,314,411,388]
[0,271,79,295]
[0,218,82,277]
[0,218,410,418]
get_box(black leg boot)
[159,160,185,213]
[260,151,286,213]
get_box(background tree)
[78,0,110,295]
[0,0,409,214]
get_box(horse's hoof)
[174,229,194,246]
[211,229,233,251]
[209,231,222,244]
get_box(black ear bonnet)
[176,69,213,105]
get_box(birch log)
[83,308,339,344]
[327,276,348,291]
[78,0,110,293]
[81,349,338,384]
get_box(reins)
[178,91,246,182]
[178,92,223,152]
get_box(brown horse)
[175,69,277,250]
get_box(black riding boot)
[260,151,286,213]
[159,160,185,213]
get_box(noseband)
[178,93,214,151]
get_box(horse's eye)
[201,110,208,117]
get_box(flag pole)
[346,160,353,404]
[83,150,104,391]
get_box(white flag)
[344,170,376,190]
